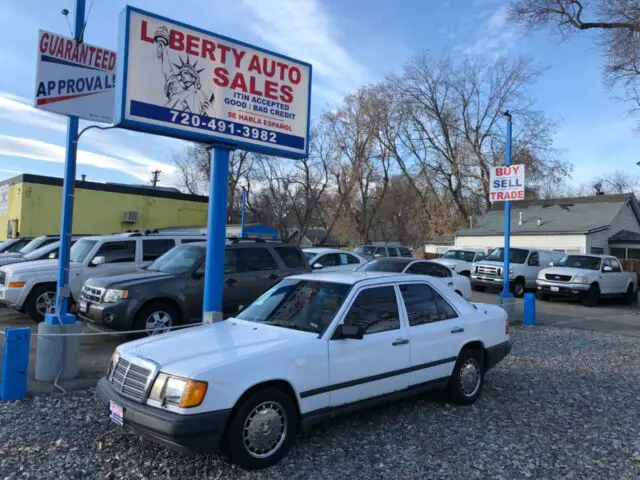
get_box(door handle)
[450,327,464,334]
[225,277,236,285]
[392,338,409,346]
[447,282,453,286]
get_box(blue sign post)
[240,188,247,239]
[500,111,513,299]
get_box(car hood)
[433,259,461,267]
[540,266,599,278]
[473,260,505,268]
[86,270,173,289]
[0,259,60,275]
[119,319,314,375]
[0,252,23,259]
[0,256,26,267]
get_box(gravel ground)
[2,326,640,479]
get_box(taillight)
[505,319,510,334]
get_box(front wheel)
[624,283,636,305]
[447,348,484,405]
[512,278,525,298]
[582,284,600,307]
[133,301,180,336]
[25,283,56,322]
[224,387,298,469]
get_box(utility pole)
[150,169,162,187]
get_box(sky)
[1,0,639,188]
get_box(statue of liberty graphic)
[153,26,215,115]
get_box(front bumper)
[0,284,24,309]
[536,280,589,298]
[96,377,230,453]
[77,299,141,330]
[471,275,512,289]
[485,340,511,371]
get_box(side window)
[400,283,457,326]
[602,258,611,272]
[93,241,136,264]
[433,290,457,320]
[181,238,206,244]
[431,264,452,278]
[142,239,175,261]
[406,263,428,275]
[528,252,539,266]
[374,247,386,257]
[610,258,622,272]
[474,252,485,261]
[399,247,412,258]
[388,248,399,257]
[275,247,307,269]
[343,286,399,334]
[237,247,278,272]
[225,250,238,274]
[346,254,360,265]
[42,238,59,248]
[413,262,450,278]
[318,254,340,267]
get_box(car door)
[398,282,466,387]
[79,240,138,288]
[600,258,614,294]
[327,284,410,406]
[184,261,205,321]
[608,257,626,292]
[525,251,540,288]
[231,247,281,309]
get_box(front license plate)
[109,401,124,426]
[78,300,88,313]
[550,286,559,292]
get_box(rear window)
[275,246,307,269]
[142,239,176,261]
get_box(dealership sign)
[114,7,312,158]
[490,165,525,202]
[34,30,116,123]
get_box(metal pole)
[240,188,246,238]
[501,111,513,298]
[46,0,85,325]
[202,145,232,322]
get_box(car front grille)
[545,274,572,282]
[109,357,154,402]
[81,285,103,303]
[476,265,502,277]
[0,271,5,286]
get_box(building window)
[610,247,626,260]
[590,247,604,254]
[628,248,640,260]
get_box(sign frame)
[114,6,312,159]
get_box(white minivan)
[470,247,564,297]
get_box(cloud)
[459,5,520,56]
[239,0,369,106]
[0,93,66,133]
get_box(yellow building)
[0,174,209,240]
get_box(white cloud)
[459,5,520,56]
[0,93,66,133]
[239,0,369,106]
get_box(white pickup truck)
[536,254,636,306]
[97,271,510,469]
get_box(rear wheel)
[582,283,600,307]
[447,348,484,405]
[133,301,180,336]
[624,283,636,305]
[512,278,525,298]
[25,283,56,322]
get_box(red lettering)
[213,66,229,87]
[71,45,80,62]
[232,48,245,68]
[88,46,96,64]
[288,66,301,84]
[55,39,64,57]
[496,167,503,176]
[229,72,247,92]
[248,55,262,74]
[276,61,289,81]
[39,32,49,54]
[79,44,88,64]
[202,39,216,61]
[108,52,116,71]
[185,34,199,56]
[511,165,520,174]
[280,84,293,103]
[64,40,72,60]
[264,80,278,100]
[249,76,263,96]
[262,58,276,77]
[217,44,230,64]
[101,50,109,70]
[94,48,103,68]
[140,20,154,43]
[518,191,525,199]
[169,30,184,51]
[490,192,497,201]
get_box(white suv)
[0,232,206,322]
[97,271,510,469]
[433,248,486,277]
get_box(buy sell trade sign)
[490,165,525,202]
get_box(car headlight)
[537,271,545,280]
[450,264,456,271]
[573,276,589,284]
[509,269,514,278]
[103,289,128,303]
[149,373,207,408]
[107,350,120,380]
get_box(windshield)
[441,250,475,262]
[147,245,205,274]
[19,237,49,255]
[23,242,59,261]
[304,252,316,262]
[556,255,602,270]
[485,247,529,264]
[354,246,375,256]
[4,238,30,252]
[70,239,97,263]
[358,259,408,273]
[237,279,351,335]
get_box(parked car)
[0,235,60,259]
[358,257,472,300]
[471,247,564,297]
[536,254,636,306]
[0,232,207,322]
[96,271,510,469]
[303,248,368,272]
[78,240,311,335]
[0,237,33,254]
[353,244,413,260]
[433,248,486,277]
[0,237,87,268]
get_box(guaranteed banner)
[115,7,312,158]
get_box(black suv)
[77,240,310,335]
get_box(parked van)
[470,247,564,297]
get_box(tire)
[224,387,299,470]
[582,283,600,307]
[512,278,525,298]
[447,348,484,405]
[25,283,56,322]
[472,284,485,292]
[624,283,636,305]
[133,301,180,336]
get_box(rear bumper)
[96,377,230,453]
[485,341,511,371]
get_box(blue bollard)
[0,327,31,401]
[524,292,536,326]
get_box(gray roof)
[608,229,640,243]
[456,194,640,237]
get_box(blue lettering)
[76,78,85,93]
[94,76,102,90]
[47,81,56,95]
[67,79,75,93]
[85,77,95,91]
[492,180,500,189]
[36,82,46,97]
[57,80,66,94]
[499,179,508,188]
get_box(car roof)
[288,271,432,285]
[303,247,351,254]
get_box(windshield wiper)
[263,320,318,333]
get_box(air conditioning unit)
[122,211,138,224]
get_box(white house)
[454,193,640,257]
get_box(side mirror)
[374,253,383,258]
[48,253,57,259]
[549,262,554,266]
[312,262,323,270]
[333,324,364,340]
[603,265,613,272]
[90,256,106,267]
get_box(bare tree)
[594,168,640,194]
